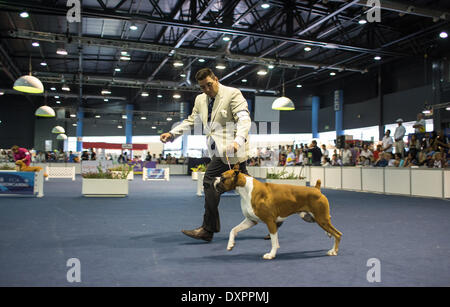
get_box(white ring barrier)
[0,170,44,197]
[45,166,76,181]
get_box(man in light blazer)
[160,68,251,242]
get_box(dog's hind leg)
[227,218,257,251]
[315,219,342,256]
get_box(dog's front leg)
[263,221,279,260]
[227,218,256,251]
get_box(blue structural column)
[76,107,84,152]
[334,90,343,137]
[126,104,133,157]
[311,96,320,139]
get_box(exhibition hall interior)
[0,0,449,288]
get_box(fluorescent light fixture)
[304,46,312,52]
[61,85,70,91]
[198,58,205,63]
[215,63,226,70]
[122,115,127,119]
[241,79,247,83]
[54,96,60,99]
[330,72,336,76]
[151,126,156,129]
[0,91,4,95]
[118,125,123,129]
[272,97,295,111]
[422,110,431,114]
[101,89,111,95]
[56,101,61,104]
[222,35,231,42]
[173,94,181,99]
[141,117,147,120]
[180,73,186,77]
[374,56,382,61]
[129,25,138,31]
[268,64,275,69]
[70,114,76,118]
[72,123,77,127]
[35,106,56,117]
[157,94,163,98]
[141,92,149,97]
[115,68,121,72]
[95,115,101,118]
[446,106,450,111]
[173,60,184,67]
[257,69,268,76]
[13,75,44,94]
[261,3,270,9]
[32,42,40,47]
[20,11,29,18]
[40,62,47,66]
[296,84,302,88]
[167,117,172,121]
[104,99,109,102]
[120,56,131,61]
[439,31,448,39]
[121,51,129,56]
[359,19,367,25]
[50,87,56,91]
[56,49,68,55]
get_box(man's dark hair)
[195,68,216,81]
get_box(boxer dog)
[15,160,48,177]
[214,164,342,260]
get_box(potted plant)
[191,164,207,180]
[81,166,130,197]
[109,164,134,180]
[266,166,307,186]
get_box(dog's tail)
[314,179,321,190]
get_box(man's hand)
[226,142,240,155]
[160,132,174,143]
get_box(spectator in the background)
[373,144,382,161]
[394,118,406,157]
[342,144,353,166]
[403,152,418,167]
[309,140,322,166]
[407,134,421,160]
[321,144,329,160]
[433,152,447,168]
[413,113,426,134]
[360,144,373,163]
[286,147,296,166]
[375,152,389,167]
[382,130,394,154]
[331,154,343,166]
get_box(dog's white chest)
[236,177,261,222]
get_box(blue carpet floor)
[0,175,449,286]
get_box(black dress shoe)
[181,227,213,242]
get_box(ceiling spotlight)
[115,68,121,72]
[121,51,129,56]
[374,56,382,61]
[40,62,47,66]
[20,11,29,18]
[72,123,77,127]
[0,91,4,95]
[70,114,76,118]
[141,116,147,120]
[61,84,70,91]
[104,98,109,102]
[118,125,123,129]
[32,42,40,47]
[222,35,232,42]
[157,94,163,98]
[122,115,127,119]
[296,84,302,88]
[56,101,61,104]
[50,87,56,91]
[198,58,205,63]
[54,96,60,99]
[141,92,149,97]
[446,106,450,111]
[101,89,111,95]
[268,64,275,69]
[304,46,312,52]
[95,115,101,118]
[180,73,186,77]
[173,94,181,99]
[120,56,131,61]
[439,31,448,39]
[173,60,184,67]
[257,69,268,76]
[151,126,156,129]
[358,19,367,25]
[129,25,138,31]
[261,3,270,9]
[330,72,336,76]
[241,79,247,83]
[167,117,172,121]
[56,49,68,56]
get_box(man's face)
[198,75,219,98]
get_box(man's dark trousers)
[202,156,248,233]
